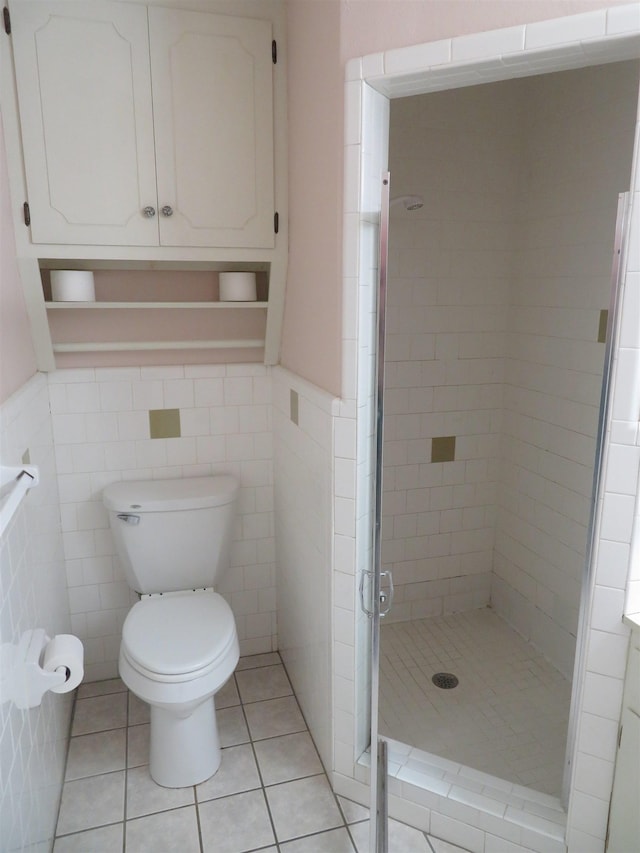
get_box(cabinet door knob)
[161,205,174,217]
[142,206,156,218]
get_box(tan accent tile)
[431,436,456,463]
[598,309,608,343]
[149,408,181,438]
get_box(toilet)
[102,475,240,788]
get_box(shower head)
[390,194,424,211]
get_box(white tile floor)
[379,609,572,797]
[54,653,469,853]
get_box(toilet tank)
[103,475,239,594]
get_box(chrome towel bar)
[0,465,40,538]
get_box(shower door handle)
[379,570,394,617]
[359,570,375,618]
[359,569,394,617]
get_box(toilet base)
[149,696,220,787]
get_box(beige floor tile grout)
[55,650,473,852]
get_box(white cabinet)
[10,1,275,249]
[11,2,155,246]
[149,7,274,249]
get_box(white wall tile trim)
[50,363,276,681]
[341,7,640,852]
[273,366,337,771]
[358,4,640,98]
[0,372,72,851]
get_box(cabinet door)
[149,8,275,249]
[11,1,158,246]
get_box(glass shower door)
[362,171,393,853]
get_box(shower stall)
[371,58,639,801]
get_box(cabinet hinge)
[274,212,279,234]
[3,6,10,35]
[272,40,277,64]
[23,202,31,227]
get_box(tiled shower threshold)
[393,740,565,848]
[358,738,567,853]
[359,742,566,853]
[365,609,569,851]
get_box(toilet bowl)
[119,590,239,787]
[102,475,240,788]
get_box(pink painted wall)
[282,0,343,396]
[339,0,626,58]
[0,114,37,404]
[282,0,628,396]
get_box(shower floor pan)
[379,608,571,798]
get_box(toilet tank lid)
[103,475,238,512]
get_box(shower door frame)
[346,13,640,850]
[562,190,633,801]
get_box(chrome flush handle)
[117,513,140,525]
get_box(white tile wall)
[337,10,640,853]
[383,81,518,622]
[272,366,338,771]
[0,373,71,852]
[495,60,640,679]
[49,364,276,680]
[382,62,639,677]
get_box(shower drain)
[432,672,459,689]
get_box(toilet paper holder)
[9,629,81,709]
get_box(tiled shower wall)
[340,9,640,851]
[49,364,276,681]
[383,62,640,677]
[494,61,640,678]
[383,82,520,621]
[0,373,71,851]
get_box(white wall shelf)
[1,0,289,372]
[45,301,268,310]
[52,339,265,353]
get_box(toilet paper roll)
[219,272,257,302]
[50,270,96,302]
[43,634,84,693]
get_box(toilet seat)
[121,591,236,683]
